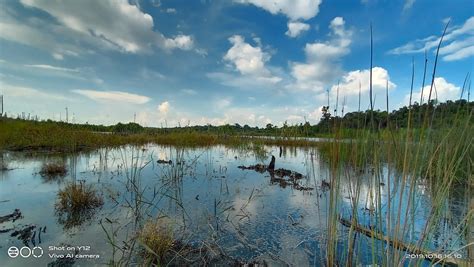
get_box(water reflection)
[0,145,469,266]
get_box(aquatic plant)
[137,217,174,264]
[40,162,68,177]
[320,23,473,266]
[55,181,103,229]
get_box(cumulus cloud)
[388,16,474,61]
[405,77,460,104]
[16,0,193,53]
[235,0,322,21]
[331,67,396,96]
[164,35,194,50]
[319,67,396,113]
[223,35,281,84]
[158,101,170,114]
[286,21,310,38]
[289,17,352,91]
[72,89,151,104]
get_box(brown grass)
[138,218,174,263]
[55,181,103,228]
[40,162,68,177]
[57,182,103,212]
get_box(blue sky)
[0,0,472,127]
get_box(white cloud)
[52,53,64,60]
[24,64,79,73]
[72,89,150,104]
[166,8,177,14]
[286,21,310,38]
[331,67,396,96]
[0,21,80,58]
[18,0,193,53]
[215,98,232,110]
[140,68,165,80]
[158,101,170,114]
[442,17,451,25]
[151,0,161,7]
[223,35,281,84]
[2,84,68,101]
[207,71,281,89]
[441,43,474,61]
[405,77,460,104]
[181,89,197,95]
[0,59,102,83]
[402,0,415,12]
[164,35,194,50]
[388,16,474,61]
[235,0,322,21]
[289,17,352,91]
[438,36,474,56]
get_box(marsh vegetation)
[0,28,472,267]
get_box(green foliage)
[113,122,144,133]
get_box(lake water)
[0,144,469,266]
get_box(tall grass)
[321,22,472,266]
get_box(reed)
[55,181,103,229]
[320,22,473,266]
[40,162,68,177]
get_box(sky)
[0,0,472,127]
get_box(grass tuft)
[40,162,68,177]
[138,218,174,263]
[55,181,103,229]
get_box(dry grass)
[56,181,103,228]
[40,162,68,177]
[57,181,103,212]
[138,218,174,263]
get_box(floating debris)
[11,225,36,246]
[238,163,267,173]
[238,156,312,191]
[0,209,22,224]
[157,159,172,164]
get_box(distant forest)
[2,99,472,136]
